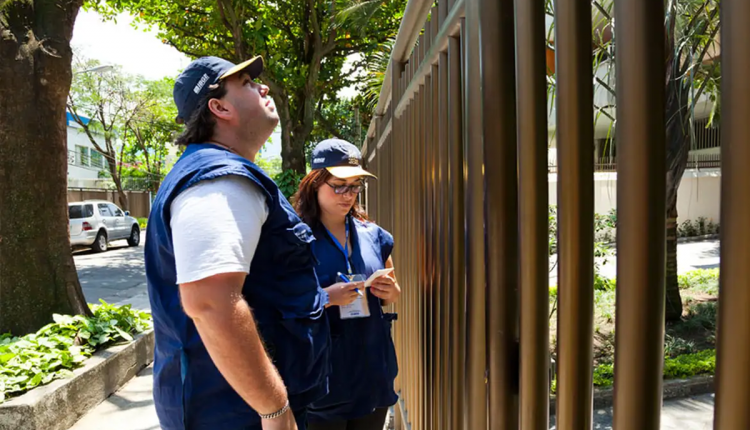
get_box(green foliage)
[274,170,306,200]
[663,349,715,379]
[69,56,178,193]
[548,205,558,256]
[255,153,283,179]
[678,218,719,238]
[121,77,182,192]
[594,288,617,323]
[681,301,718,332]
[137,217,148,229]
[593,363,615,387]
[678,268,719,294]
[664,334,697,358]
[590,349,716,388]
[310,97,369,149]
[88,0,407,172]
[594,273,616,292]
[0,301,152,403]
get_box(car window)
[69,204,94,219]
[98,204,113,217]
[109,204,124,217]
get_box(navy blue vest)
[307,217,399,422]
[145,143,330,430]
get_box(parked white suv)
[68,200,140,253]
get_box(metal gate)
[361,0,749,428]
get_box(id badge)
[339,274,371,320]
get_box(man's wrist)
[258,398,290,420]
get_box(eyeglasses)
[326,182,364,195]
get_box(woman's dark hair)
[293,169,369,227]
[174,81,228,146]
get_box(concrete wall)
[548,168,721,223]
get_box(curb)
[549,374,714,415]
[0,330,155,430]
[677,234,719,244]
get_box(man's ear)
[207,97,233,122]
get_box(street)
[73,231,150,311]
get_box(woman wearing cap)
[293,139,400,430]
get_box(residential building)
[67,112,109,189]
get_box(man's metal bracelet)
[259,399,290,420]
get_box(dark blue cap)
[310,139,376,179]
[173,56,263,124]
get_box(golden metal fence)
[361,0,749,429]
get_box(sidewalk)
[69,365,714,430]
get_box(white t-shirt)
[170,175,269,285]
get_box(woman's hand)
[324,282,364,307]
[370,274,400,305]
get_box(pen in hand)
[338,273,363,296]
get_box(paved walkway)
[551,393,714,429]
[70,369,714,430]
[550,239,720,285]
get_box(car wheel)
[127,226,141,247]
[92,231,108,253]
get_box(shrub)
[678,268,719,295]
[137,217,148,229]
[0,301,152,403]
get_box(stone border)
[0,330,154,430]
[549,374,714,415]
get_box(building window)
[91,150,105,169]
[76,145,90,167]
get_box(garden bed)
[0,302,153,430]
[549,268,720,393]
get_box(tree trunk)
[0,0,92,335]
[663,53,691,322]
[276,96,308,175]
[110,165,129,210]
[665,210,683,321]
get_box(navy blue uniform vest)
[144,143,330,430]
[307,217,399,422]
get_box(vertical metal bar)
[464,1,488,429]
[554,0,594,426]
[407,97,419,425]
[421,74,432,430]
[439,0,448,24]
[448,33,465,430]
[612,0,667,428]
[438,50,450,430]
[515,0,550,426]
[479,0,519,426]
[429,10,440,425]
[715,0,750,427]
[431,61,441,430]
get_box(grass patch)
[0,301,152,404]
[551,349,716,394]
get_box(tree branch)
[316,110,346,140]
[308,0,322,51]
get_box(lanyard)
[324,221,352,275]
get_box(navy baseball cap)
[173,56,264,124]
[310,139,376,179]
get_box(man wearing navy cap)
[145,56,340,430]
